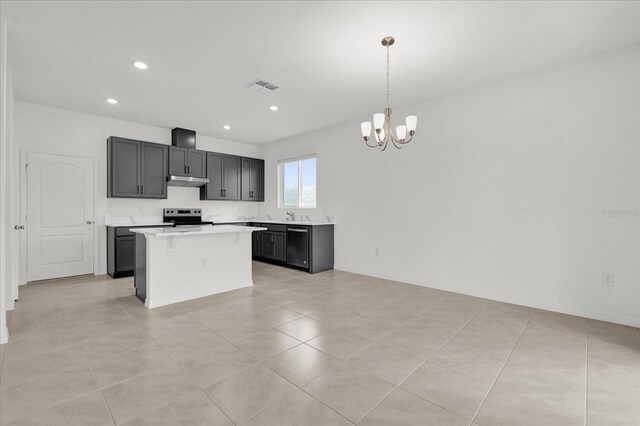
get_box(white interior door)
[27,152,94,281]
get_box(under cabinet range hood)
[167,175,209,187]
[167,127,210,187]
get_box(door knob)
[14,225,25,230]
[86,220,94,225]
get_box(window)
[279,155,316,208]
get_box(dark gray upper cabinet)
[109,138,140,197]
[140,142,168,198]
[241,158,264,201]
[169,147,207,177]
[188,150,207,178]
[202,152,224,200]
[223,155,241,200]
[200,152,242,200]
[168,147,188,176]
[107,137,167,199]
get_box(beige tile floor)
[0,262,639,425]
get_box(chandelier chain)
[386,44,390,108]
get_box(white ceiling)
[2,1,639,144]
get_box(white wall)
[14,102,262,277]
[0,17,10,343]
[260,46,640,327]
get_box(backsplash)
[105,186,262,218]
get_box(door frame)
[21,149,97,285]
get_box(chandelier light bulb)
[361,122,372,139]
[406,115,417,132]
[373,113,385,130]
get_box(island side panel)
[145,231,253,308]
[134,233,147,302]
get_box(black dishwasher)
[286,226,309,268]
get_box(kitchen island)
[131,225,266,309]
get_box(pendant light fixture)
[360,36,417,150]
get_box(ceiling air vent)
[248,79,279,92]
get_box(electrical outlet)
[603,273,614,287]
[374,248,381,256]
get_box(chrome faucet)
[286,211,295,221]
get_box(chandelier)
[360,36,417,150]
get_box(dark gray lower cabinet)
[252,232,262,257]
[107,225,171,278]
[107,226,135,278]
[260,231,287,262]
[252,224,334,273]
[115,236,135,271]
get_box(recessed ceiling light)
[223,125,231,130]
[134,61,148,70]
[106,98,118,104]
[270,105,279,111]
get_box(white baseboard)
[0,326,8,344]
[146,281,253,309]
[335,265,640,328]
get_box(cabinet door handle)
[137,184,140,194]
[141,185,144,194]
[188,166,191,175]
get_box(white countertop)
[131,224,266,237]
[204,213,334,226]
[251,219,333,226]
[106,215,335,227]
[209,218,334,226]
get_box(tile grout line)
[184,277,366,424]
[0,281,456,424]
[468,316,532,425]
[251,351,356,425]
[128,316,239,425]
[21,291,206,425]
[10,271,614,425]
[354,300,492,425]
[83,348,118,426]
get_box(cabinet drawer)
[115,228,135,237]
[260,223,286,233]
